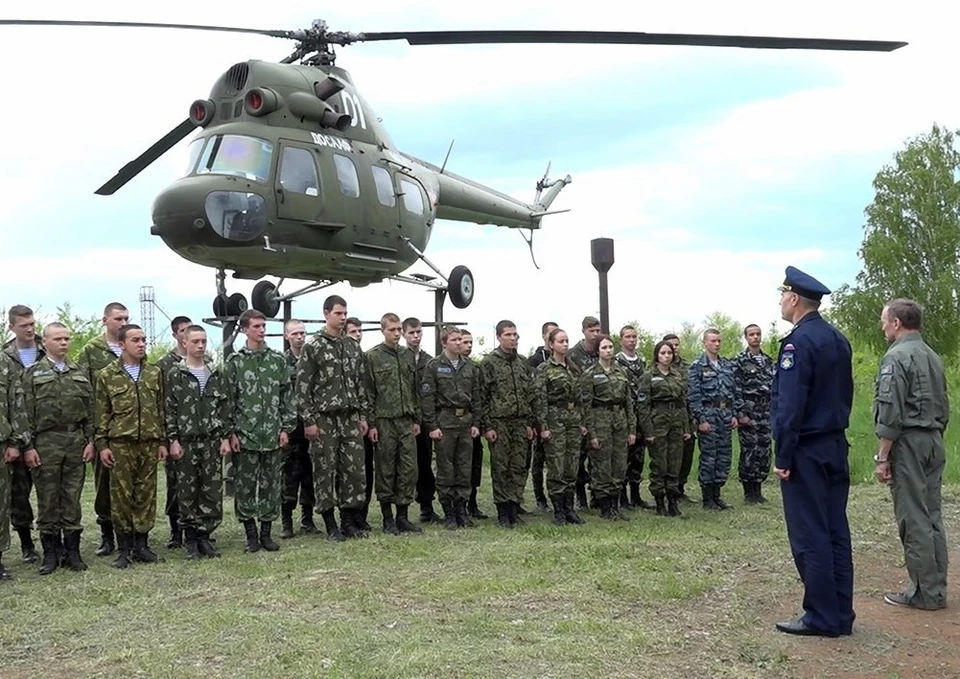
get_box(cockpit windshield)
[194,135,273,183]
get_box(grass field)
[1,463,958,679]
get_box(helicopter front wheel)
[251,280,282,318]
[448,265,474,309]
[213,293,247,317]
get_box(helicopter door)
[396,174,430,246]
[275,144,321,223]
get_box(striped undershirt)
[188,366,209,393]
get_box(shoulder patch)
[779,353,794,370]
[880,364,894,376]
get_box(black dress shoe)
[774,618,839,638]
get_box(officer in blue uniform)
[771,266,855,638]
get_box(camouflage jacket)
[616,351,648,436]
[154,348,186,375]
[296,328,368,427]
[78,336,123,396]
[732,349,775,416]
[365,342,420,426]
[568,340,599,373]
[420,352,482,432]
[22,356,94,447]
[2,338,46,373]
[164,361,231,441]
[94,360,165,450]
[0,358,27,450]
[479,347,535,428]
[225,345,295,451]
[580,362,636,438]
[636,366,690,437]
[534,358,583,430]
[409,347,433,382]
[284,348,304,423]
[687,353,744,423]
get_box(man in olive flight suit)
[568,316,601,509]
[0,348,27,580]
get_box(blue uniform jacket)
[770,311,853,469]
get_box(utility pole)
[590,238,615,335]
[139,286,156,345]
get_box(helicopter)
[3,19,907,321]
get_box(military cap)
[778,266,831,301]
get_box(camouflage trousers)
[543,407,581,498]
[0,459,10,552]
[234,448,282,523]
[434,411,472,503]
[311,411,366,512]
[176,438,223,533]
[10,457,34,529]
[375,416,417,505]
[489,417,531,505]
[109,440,160,535]
[164,459,180,519]
[32,430,86,533]
[587,407,629,500]
[737,413,772,483]
[93,454,112,525]
[698,407,734,486]
[283,431,315,507]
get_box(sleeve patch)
[880,364,894,375]
[779,353,795,370]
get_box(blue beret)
[778,266,831,301]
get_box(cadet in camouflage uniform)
[687,328,743,511]
[0,349,27,580]
[637,341,691,517]
[404,317,441,524]
[421,326,482,530]
[534,328,585,526]
[580,336,636,520]
[616,325,652,511]
[165,326,231,560]
[224,310,295,553]
[365,313,423,535]
[21,323,94,574]
[527,321,558,513]
[281,319,316,538]
[733,324,775,504]
[77,301,130,556]
[567,316,601,509]
[479,320,536,528]
[460,330,489,520]
[3,304,43,564]
[153,315,192,549]
[95,324,168,569]
[296,295,370,542]
[346,317,374,532]
[664,333,698,502]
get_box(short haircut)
[885,298,923,330]
[620,324,637,336]
[460,329,472,337]
[402,317,422,331]
[118,324,142,342]
[582,316,601,330]
[744,324,760,335]
[541,321,558,334]
[495,320,516,337]
[103,302,128,316]
[238,309,266,329]
[662,333,679,342]
[42,321,68,338]
[652,340,675,365]
[171,315,192,331]
[346,316,361,328]
[284,319,305,331]
[702,328,721,340]
[440,326,461,343]
[8,305,33,323]
[381,312,401,329]
[323,294,347,312]
[185,324,206,336]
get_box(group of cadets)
[0,296,778,577]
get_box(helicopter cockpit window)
[399,178,424,215]
[333,154,360,199]
[371,166,396,207]
[195,134,273,183]
[279,147,319,196]
[183,138,205,177]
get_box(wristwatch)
[873,454,890,463]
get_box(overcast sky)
[1,1,954,354]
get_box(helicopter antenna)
[439,139,455,175]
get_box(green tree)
[831,123,960,355]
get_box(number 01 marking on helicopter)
[339,91,367,130]
[310,132,352,152]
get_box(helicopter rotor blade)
[94,118,196,196]
[355,30,907,52]
[0,19,298,39]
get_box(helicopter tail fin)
[531,162,572,219]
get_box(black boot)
[702,484,719,511]
[183,527,201,560]
[381,502,399,535]
[395,504,423,533]
[754,482,768,504]
[95,522,115,557]
[550,495,567,526]
[340,508,364,540]
[419,501,440,524]
[300,505,319,533]
[600,497,616,520]
[612,495,629,521]
[620,484,632,509]
[280,502,295,539]
[511,501,525,525]
[259,521,280,551]
[111,533,133,569]
[38,533,60,575]
[63,530,88,571]
[742,481,756,504]
[495,502,513,529]
[468,488,488,519]
[667,494,682,517]
[441,499,458,530]
[17,527,38,564]
[321,509,346,542]
[356,503,372,532]
[654,494,668,516]
[714,484,733,510]
[575,482,588,510]
[243,519,261,552]
[563,492,585,524]
[534,474,549,512]
[132,532,162,563]
[455,498,475,528]
[197,530,220,558]
[632,482,654,510]
[166,515,182,549]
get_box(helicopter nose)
[150,179,269,247]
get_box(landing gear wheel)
[448,265,474,309]
[226,293,248,317]
[213,294,229,317]
[251,281,282,318]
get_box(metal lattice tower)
[139,286,156,344]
